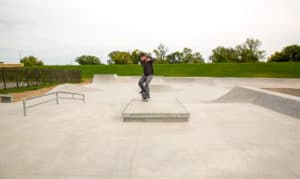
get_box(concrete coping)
[244,86,300,101]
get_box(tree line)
[106,46,205,65]
[18,38,300,66]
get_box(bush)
[107,51,132,64]
[20,56,44,66]
[75,55,101,65]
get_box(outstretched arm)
[146,57,155,62]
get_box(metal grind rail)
[23,91,85,116]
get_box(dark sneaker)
[142,98,148,102]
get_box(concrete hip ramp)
[214,86,300,119]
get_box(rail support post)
[23,100,27,116]
[56,92,59,104]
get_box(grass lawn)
[37,62,300,79]
[2,62,299,94]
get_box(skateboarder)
[138,53,154,101]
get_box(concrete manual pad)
[123,96,189,122]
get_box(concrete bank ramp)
[92,74,118,85]
[92,74,165,85]
[164,77,300,88]
[214,86,300,119]
[164,77,216,86]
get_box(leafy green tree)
[181,48,193,63]
[20,56,44,66]
[166,48,204,64]
[268,45,300,62]
[283,45,300,62]
[268,52,286,62]
[210,38,265,63]
[166,51,183,63]
[209,46,238,63]
[181,48,204,64]
[75,55,101,65]
[153,43,168,64]
[235,38,265,62]
[131,49,142,64]
[192,52,205,64]
[108,51,132,64]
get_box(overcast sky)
[0,0,300,64]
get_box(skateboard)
[140,91,148,102]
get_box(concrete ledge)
[0,94,13,103]
[215,86,300,119]
[123,97,189,122]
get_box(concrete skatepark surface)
[1,74,300,178]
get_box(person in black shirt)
[138,53,154,101]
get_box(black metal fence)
[0,68,81,90]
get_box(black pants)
[138,75,153,98]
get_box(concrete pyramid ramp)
[215,86,300,119]
[123,96,189,122]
